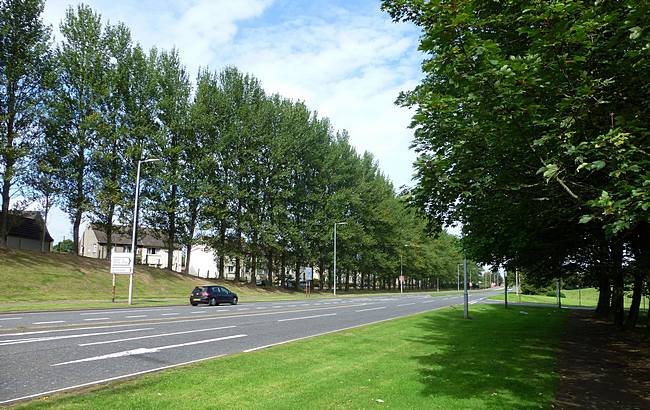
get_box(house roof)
[89,224,178,248]
[1,212,54,242]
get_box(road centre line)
[0,328,155,346]
[161,313,178,316]
[397,303,416,307]
[0,302,370,337]
[277,313,336,322]
[32,321,66,325]
[356,307,386,312]
[83,318,110,321]
[79,325,237,346]
[126,315,147,319]
[0,317,22,321]
[52,334,248,366]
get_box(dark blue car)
[190,286,238,306]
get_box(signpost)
[110,252,133,303]
[399,275,405,294]
[305,267,313,297]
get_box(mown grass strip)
[16,304,567,410]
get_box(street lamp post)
[128,158,160,305]
[333,222,347,296]
[463,255,469,319]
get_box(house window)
[228,266,234,273]
[147,248,157,255]
[124,245,131,253]
[92,244,97,254]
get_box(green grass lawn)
[0,249,440,313]
[490,288,642,309]
[16,304,567,410]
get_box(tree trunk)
[73,208,82,256]
[372,274,376,290]
[266,249,274,287]
[610,243,625,327]
[318,258,325,290]
[625,272,644,329]
[295,260,301,290]
[251,253,257,285]
[595,269,611,318]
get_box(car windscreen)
[193,287,206,293]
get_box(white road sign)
[305,267,313,281]
[111,252,133,274]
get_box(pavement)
[0,290,500,405]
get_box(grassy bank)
[17,304,567,409]
[0,249,448,312]
[491,288,641,309]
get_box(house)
[80,224,184,272]
[1,211,53,252]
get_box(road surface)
[0,290,498,405]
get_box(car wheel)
[209,297,217,306]
[191,302,198,306]
[231,297,238,305]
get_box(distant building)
[1,211,53,252]
[80,224,184,272]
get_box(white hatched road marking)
[277,313,336,322]
[0,328,155,346]
[79,325,236,346]
[52,334,248,366]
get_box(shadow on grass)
[407,304,566,408]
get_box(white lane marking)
[356,307,386,313]
[421,300,437,304]
[237,308,249,311]
[79,308,174,316]
[161,313,178,316]
[256,307,264,310]
[397,303,416,307]
[277,313,336,322]
[79,325,237,346]
[126,315,147,319]
[83,318,110,321]
[190,311,206,314]
[32,321,66,325]
[0,302,370,337]
[0,328,155,346]
[0,317,22,321]
[52,334,247,366]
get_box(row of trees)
[383,0,649,327]
[1,0,471,290]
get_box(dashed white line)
[83,318,110,321]
[397,303,416,307]
[355,307,386,312]
[189,311,206,314]
[53,334,248,366]
[0,317,22,321]
[79,325,236,346]
[32,321,66,325]
[277,313,337,322]
[161,313,178,316]
[126,315,147,319]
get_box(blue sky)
[39,0,424,243]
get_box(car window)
[193,287,204,293]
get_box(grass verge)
[16,304,567,409]
[490,288,642,309]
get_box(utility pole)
[457,264,460,291]
[504,270,508,309]
[463,255,468,319]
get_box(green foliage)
[52,239,74,254]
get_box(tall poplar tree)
[0,0,51,247]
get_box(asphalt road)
[0,290,500,405]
